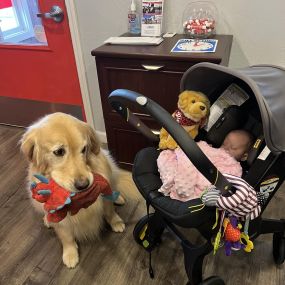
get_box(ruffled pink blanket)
[157,141,242,202]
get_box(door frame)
[65,0,95,129]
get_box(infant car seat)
[109,63,285,285]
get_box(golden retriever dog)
[20,112,138,268]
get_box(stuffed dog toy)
[159,90,210,149]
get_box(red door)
[0,0,84,126]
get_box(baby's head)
[221,130,254,161]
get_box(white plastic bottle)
[128,0,141,35]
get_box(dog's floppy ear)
[20,128,48,172]
[85,124,101,155]
[20,129,36,162]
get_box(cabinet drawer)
[96,57,195,73]
[96,57,193,116]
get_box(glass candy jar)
[182,1,218,38]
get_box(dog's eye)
[53,148,65,157]
[191,100,196,103]
[81,146,87,154]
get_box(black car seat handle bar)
[109,89,233,195]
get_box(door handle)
[37,5,64,23]
[141,64,164,71]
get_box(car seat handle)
[109,89,233,195]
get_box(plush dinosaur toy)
[31,173,119,223]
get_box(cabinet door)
[107,112,161,169]
[96,57,194,169]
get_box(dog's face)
[20,113,101,192]
[178,90,210,121]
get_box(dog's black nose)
[74,178,90,191]
[200,105,206,111]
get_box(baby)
[157,130,253,202]
[221,129,253,161]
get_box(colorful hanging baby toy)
[197,173,268,256]
[31,173,119,223]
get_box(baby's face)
[221,132,249,161]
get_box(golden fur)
[159,90,210,149]
[20,112,138,268]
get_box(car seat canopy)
[180,63,285,154]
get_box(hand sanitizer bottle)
[128,0,141,35]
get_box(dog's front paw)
[111,220,126,233]
[63,246,79,268]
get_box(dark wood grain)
[1,125,284,285]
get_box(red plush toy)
[31,173,117,223]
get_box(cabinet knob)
[141,64,164,71]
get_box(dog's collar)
[174,109,205,127]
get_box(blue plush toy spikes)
[30,174,50,191]
[37,190,51,195]
[34,174,49,184]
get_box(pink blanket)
[157,141,242,202]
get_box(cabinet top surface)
[91,34,233,63]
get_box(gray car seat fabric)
[180,63,285,154]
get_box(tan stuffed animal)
[159,90,210,150]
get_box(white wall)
[74,0,285,134]
[74,0,130,136]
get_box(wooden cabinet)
[92,34,233,170]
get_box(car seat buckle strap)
[188,203,205,213]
